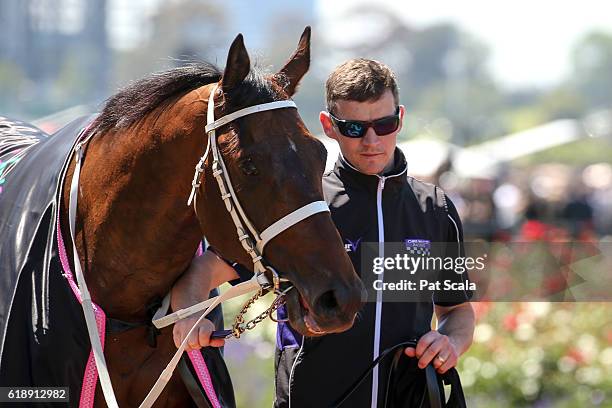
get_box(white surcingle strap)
[69,142,120,408]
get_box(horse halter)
[187,84,330,290]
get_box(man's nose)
[361,127,379,146]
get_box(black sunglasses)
[329,107,401,138]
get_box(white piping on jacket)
[288,336,305,408]
[447,213,470,301]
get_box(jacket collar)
[332,147,408,190]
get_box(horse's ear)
[275,26,311,96]
[222,33,251,93]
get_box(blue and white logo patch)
[344,237,362,252]
[404,239,431,256]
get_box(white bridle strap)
[209,116,262,244]
[257,200,329,253]
[204,100,297,133]
[197,85,329,274]
[152,273,265,329]
[139,273,262,408]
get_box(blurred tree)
[314,7,505,145]
[515,138,612,166]
[113,0,229,88]
[258,14,320,132]
[408,24,467,94]
[54,52,91,107]
[405,24,505,144]
[0,62,28,116]
[570,31,612,111]
[502,87,586,137]
[537,86,586,121]
[502,105,549,135]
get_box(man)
[273,58,474,407]
[173,59,475,407]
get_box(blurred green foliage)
[465,302,612,407]
[221,298,612,407]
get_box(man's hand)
[170,248,239,351]
[172,315,225,351]
[404,331,458,374]
[405,302,475,374]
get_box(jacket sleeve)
[206,245,253,285]
[433,194,473,306]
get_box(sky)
[316,0,612,89]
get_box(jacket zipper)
[371,175,386,408]
[336,154,408,407]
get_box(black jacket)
[274,148,470,408]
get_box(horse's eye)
[239,157,259,176]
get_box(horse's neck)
[63,115,207,320]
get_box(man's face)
[320,90,404,175]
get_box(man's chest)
[328,189,444,272]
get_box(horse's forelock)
[221,67,284,112]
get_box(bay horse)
[0,27,363,407]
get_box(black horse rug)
[0,116,234,407]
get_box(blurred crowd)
[435,162,612,242]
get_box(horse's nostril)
[316,290,339,314]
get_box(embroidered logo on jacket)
[404,239,431,256]
[344,237,362,252]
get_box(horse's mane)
[93,61,282,134]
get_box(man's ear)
[320,111,337,141]
[397,105,406,133]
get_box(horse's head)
[195,27,364,336]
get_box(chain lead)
[230,288,289,339]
